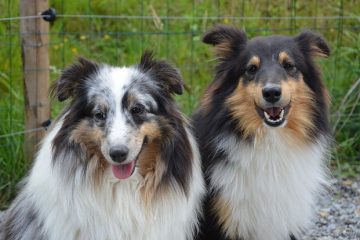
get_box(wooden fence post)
[20,0,50,160]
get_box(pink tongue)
[265,107,282,118]
[111,161,135,180]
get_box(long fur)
[194,25,331,240]
[0,52,205,240]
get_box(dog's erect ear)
[202,25,247,59]
[54,57,99,101]
[295,30,330,58]
[139,51,184,95]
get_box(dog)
[193,25,331,240]
[0,52,204,240]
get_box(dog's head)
[202,25,330,141]
[52,51,185,180]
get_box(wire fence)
[0,0,359,207]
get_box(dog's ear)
[54,57,100,101]
[295,30,330,58]
[203,25,247,60]
[139,51,184,95]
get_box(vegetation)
[0,0,359,209]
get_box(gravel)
[303,176,360,240]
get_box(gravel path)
[304,176,360,240]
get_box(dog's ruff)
[209,132,329,240]
[0,53,204,240]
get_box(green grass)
[0,0,359,209]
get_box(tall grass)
[0,0,359,209]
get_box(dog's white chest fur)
[210,130,329,240]
[23,122,203,240]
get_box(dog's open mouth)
[256,104,290,127]
[111,161,136,180]
[264,107,285,126]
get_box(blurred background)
[0,0,359,209]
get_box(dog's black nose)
[262,86,282,103]
[109,146,129,163]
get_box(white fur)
[94,67,148,165]
[210,130,329,240]
[22,120,204,240]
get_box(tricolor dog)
[194,25,331,240]
[0,52,204,240]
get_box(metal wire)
[0,14,358,22]
[0,128,43,139]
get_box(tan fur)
[137,121,168,205]
[199,80,221,114]
[226,76,317,144]
[71,121,103,154]
[280,77,316,145]
[70,120,108,185]
[247,56,260,67]
[322,88,331,108]
[226,80,264,139]
[126,92,138,106]
[310,45,329,58]
[278,51,291,64]
[214,42,233,58]
[139,121,162,141]
[138,140,167,204]
[212,196,237,238]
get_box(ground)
[304,176,360,240]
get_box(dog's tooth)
[264,111,270,120]
[280,109,284,119]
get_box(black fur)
[1,192,46,240]
[54,57,100,102]
[139,51,184,95]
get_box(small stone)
[319,209,329,218]
[317,237,332,240]
[333,227,342,235]
[345,219,357,225]
[342,179,353,186]
[355,208,360,217]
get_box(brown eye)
[246,65,258,75]
[283,62,296,72]
[130,104,145,115]
[94,111,106,121]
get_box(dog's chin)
[256,103,291,128]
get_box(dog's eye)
[246,65,258,75]
[130,104,145,115]
[283,62,296,72]
[94,111,106,121]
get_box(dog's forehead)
[102,66,138,92]
[88,66,145,96]
[86,66,157,108]
[246,36,296,59]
